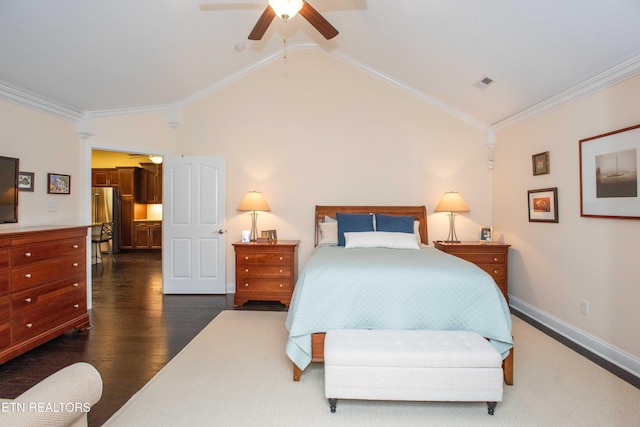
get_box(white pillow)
[414,220,421,245]
[317,221,338,246]
[344,231,420,250]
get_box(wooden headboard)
[315,205,428,246]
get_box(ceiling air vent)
[473,76,495,90]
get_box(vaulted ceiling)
[1,1,639,127]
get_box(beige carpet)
[104,310,640,426]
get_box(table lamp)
[434,191,470,243]
[237,191,271,242]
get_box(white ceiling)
[1,0,639,126]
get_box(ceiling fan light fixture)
[269,0,304,21]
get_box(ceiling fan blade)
[299,1,339,40]
[248,6,276,40]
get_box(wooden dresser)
[433,241,511,303]
[233,240,299,307]
[0,226,90,364]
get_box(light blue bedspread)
[285,246,513,370]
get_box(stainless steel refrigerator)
[92,187,119,253]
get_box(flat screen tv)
[0,156,19,224]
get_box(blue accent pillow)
[375,214,414,234]
[336,213,374,246]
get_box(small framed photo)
[266,229,277,241]
[528,187,558,223]
[47,173,71,194]
[18,172,35,192]
[479,226,493,243]
[532,151,550,175]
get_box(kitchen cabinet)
[137,163,162,204]
[133,221,162,249]
[92,168,119,187]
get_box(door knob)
[217,229,225,234]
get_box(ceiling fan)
[248,0,339,41]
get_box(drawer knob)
[25,273,32,279]
[25,297,32,303]
[244,283,249,287]
[245,268,249,272]
[494,270,498,274]
[245,256,249,260]
[26,323,33,328]
[279,283,283,288]
[25,252,32,257]
[279,256,283,260]
[279,269,283,273]
[73,283,79,287]
[493,257,498,262]
[73,244,79,249]
[72,262,79,267]
[74,304,79,308]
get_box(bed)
[285,206,514,385]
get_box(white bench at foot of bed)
[324,329,504,415]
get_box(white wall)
[0,101,84,228]
[493,74,640,374]
[174,49,493,283]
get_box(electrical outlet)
[47,201,57,212]
[580,300,589,315]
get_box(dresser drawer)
[0,269,8,295]
[236,278,292,293]
[12,279,85,317]
[11,255,85,291]
[476,264,506,280]
[236,252,291,265]
[0,322,9,350]
[236,264,291,278]
[0,295,9,321]
[12,296,87,342]
[11,237,85,267]
[453,252,505,264]
[0,248,8,269]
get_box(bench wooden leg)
[293,363,302,382]
[503,347,513,385]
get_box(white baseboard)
[509,296,640,380]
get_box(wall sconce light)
[237,191,271,241]
[434,191,470,243]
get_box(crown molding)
[0,81,81,122]
[491,54,640,134]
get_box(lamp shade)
[434,192,470,213]
[269,0,303,20]
[237,191,271,212]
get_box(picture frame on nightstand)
[479,226,493,243]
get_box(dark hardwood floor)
[0,250,240,426]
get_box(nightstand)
[433,241,511,303]
[233,240,299,307]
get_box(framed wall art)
[47,173,71,194]
[532,151,550,175]
[579,124,640,219]
[18,172,34,192]
[528,187,558,223]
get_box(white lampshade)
[269,0,304,20]
[237,191,271,212]
[237,191,270,242]
[434,191,469,243]
[434,192,470,213]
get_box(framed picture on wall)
[528,187,558,223]
[18,172,34,192]
[579,124,640,219]
[532,151,550,175]
[47,173,71,194]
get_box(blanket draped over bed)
[285,246,513,371]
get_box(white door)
[162,155,226,294]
